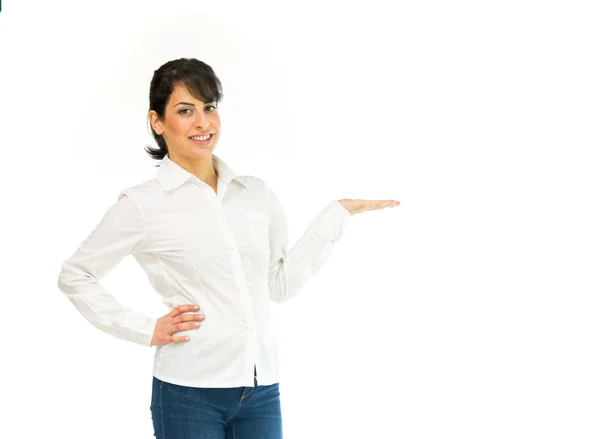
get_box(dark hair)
[145,58,223,166]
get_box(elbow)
[269,290,287,304]
[268,281,286,304]
[57,258,76,293]
[56,261,93,296]
[57,274,73,296]
[269,280,302,304]
[268,276,293,304]
[268,260,286,303]
[57,264,70,294]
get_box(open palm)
[337,199,400,215]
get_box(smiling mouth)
[189,134,214,144]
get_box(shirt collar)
[157,153,248,191]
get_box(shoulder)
[115,179,161,214]
[237,175,268,191]
[117,178,160,199]
[235,175,283,215]
[238,175,279,201]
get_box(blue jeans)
[150,367,283,438]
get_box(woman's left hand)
[337,199,400,215]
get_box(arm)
[267,188,352,303]
[57,190,156,347]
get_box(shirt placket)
[209,189,258,383]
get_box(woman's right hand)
[150,304,205,346]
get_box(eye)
[178,108,192,115]
[205,105,217,112]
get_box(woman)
[57,57,399,439]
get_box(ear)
[148,110,164,135]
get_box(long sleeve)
[267,189,352,303]
[57,190,156,347]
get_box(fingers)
[169,304,200,317]
[170,335,190,344]
[153,333,189,345]
[172,312,205,325]
[367,200,400,210]
[373,200,400,207]
[350,199,399,215]
[170,306,205,342]
[157,305,205,345]
[172,318,203,332]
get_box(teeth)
[190,135,211,141]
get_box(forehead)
[169,84,205,104]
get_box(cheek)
[210,114,221,131]
[169,117,192,136]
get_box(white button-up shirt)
[57,154,351,388]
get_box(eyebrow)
[174,101,216,107]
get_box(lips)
[189,134,213,140]
[189,133,214,144]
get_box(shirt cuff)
[121,314,157,347]
[309,200,352,243]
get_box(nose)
[194,109,210,129]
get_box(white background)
[1,0,599,438]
